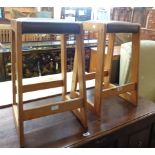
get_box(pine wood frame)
[71,21,140,116]
[11,20,87,147]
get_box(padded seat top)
[13,18,82,34]
[83,21,140,33]
[107,21,140,33]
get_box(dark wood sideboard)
[1,89,155,148]
[65,92,155,148]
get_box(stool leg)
[120,32,140,105]
[11,30,16,106]
[130,32,140,105]
[11,29,24,146]
[70,49,78,98]
[104,33,115,88]
[72,34,87,129]
[14,22,24,147]
[60,34,67,100]
[94,25,107,115]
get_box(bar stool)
[71,21,140,116]
[11,18,87,147]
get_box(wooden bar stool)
[85,21,140,115]
[71,21,140,116]
[11,18,87,147]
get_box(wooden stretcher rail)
[85,72,96,80]
[85,71,108,81]
[102,82,136,97]
[23,98,83,120]
[23,79,63,93]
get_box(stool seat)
[84,20,140,33]
[107,21,140,33]
[14,18,81,34]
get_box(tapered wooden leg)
[120,32,140,105]
[72,34,87,130]
[60,34,67,100]
[14,22,24,147]
[104,33,115,88]
[70,48,78,98]
[11,30,16,106]
[11,28,24,147]
[129,32,140,105]
[94,25,107,115]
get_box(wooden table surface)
[0,88,155,148]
